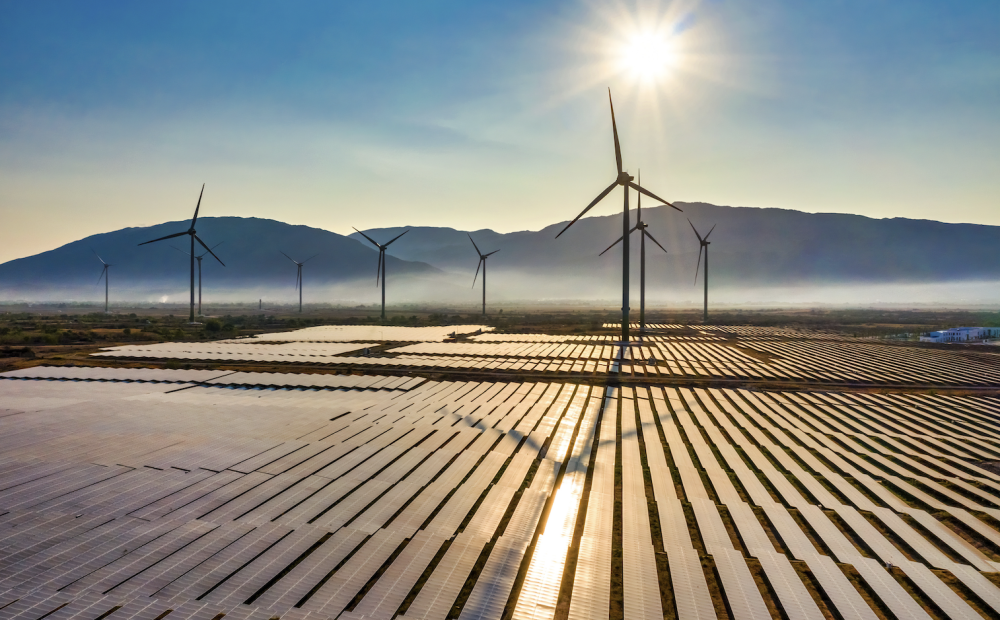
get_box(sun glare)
[619,31,676,83]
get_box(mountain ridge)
[0,217,443,300]
[3,203,1000,302]
[349,201,1000,285]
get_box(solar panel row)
[91,330,1000,386]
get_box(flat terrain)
[4,323,1000,620]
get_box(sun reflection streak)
[511,391,603,620]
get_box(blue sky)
[1,0,998,262]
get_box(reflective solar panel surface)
[4,324,1000,619]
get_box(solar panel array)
[0,367,225,384]
[87,325,1000,387]
[468,334,611,343]
[603,324,848,339]
[5,368,1000,620]
[0,367,423,392]
[92,342,378,363]
[266,340,1000,386]
[246,326,492,343]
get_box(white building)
[920,327,1000,343]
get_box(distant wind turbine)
[599,171,670,336]
[138,184,225,323]
[280,251,318,313]
[689,219,716,323]
[94,251,111,313]
[173,241,223,317]
[556,89,681,351]
[353,228,409,322]
[469,234,499,316]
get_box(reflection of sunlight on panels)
[513,388,602,620]
[566,388,617,620]
[10,355,1000,620]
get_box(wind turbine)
[172,242,223,317]
[138,184,225,323]
[689,219,716,324]
[599,171,670,337]
[280,251,318,313]
[353,228,409,322]
[469,234,499,316]
[556,89,681,352]
[94,251,111,313]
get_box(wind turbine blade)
[555,179,618,238]
[195,235,225,266]
[97,266,107,284]
[687,218,703,243]
[191,183,205,228]
[484,249,500,257]
[196,241,223,258]
[280,250,298,264]
[353,227,382,249]
[139,230,188,246]
[599,235,624,256]
[93,250,107,265]
[376,250,383,286]
[468,233,482,258]
[694,246,703,285]
[704,223,717,240]
[171,245,192,257]
[609,89,622,175]
[472,258,482,288]
[628,182,681,212]
[644,229,668,253]
[384,228,409,246]
[302,254,319,263]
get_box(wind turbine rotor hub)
[616,171,634,185]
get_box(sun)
[618,31,676,83]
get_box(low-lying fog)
[4,271,1000,308]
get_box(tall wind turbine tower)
[599,172,670,336]
[94,252,111,313]
[689,219,716,323]
[173,242,223,317]
[469,234,499,316]
[353,228,409,322]
[138,184,225,323]
[556,90,681,354]
[280,252,318,313]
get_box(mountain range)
[3,202,1000,304]
[349,202,1000,284]
[0,218,442,303]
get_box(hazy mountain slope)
[352,202,1000,286]
[0,217,442,298]
[5,204,1000,304]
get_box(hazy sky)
[1,0,998,263]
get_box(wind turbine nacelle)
[617,171,634,185]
